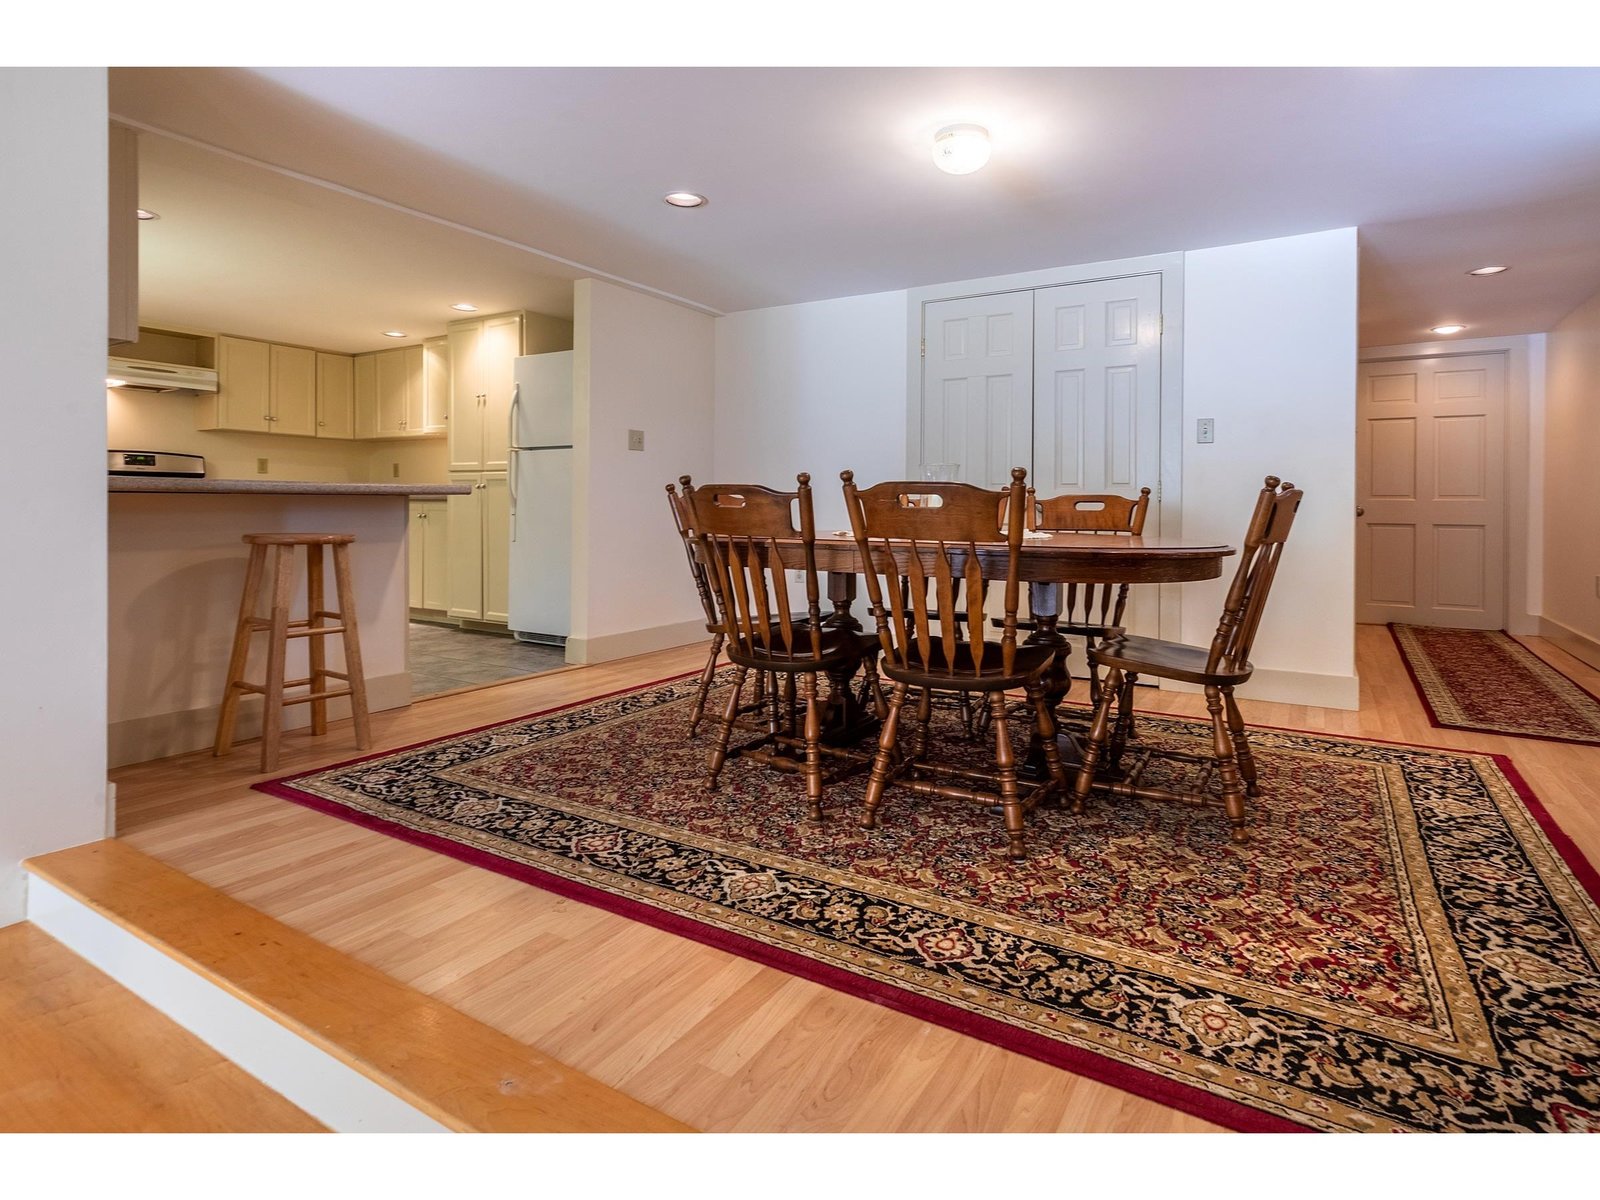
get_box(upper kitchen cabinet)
[202,336,321,436]
[108,123,138,346]
[447,311,571,472]
[315,352,355,439]
[354,343,445,439]
[269,344,317,436]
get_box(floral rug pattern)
[260,673,1600,1132]
[1391,624,1600,745]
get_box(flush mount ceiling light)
[663,192,708,208]
[135,209,159,220]
[1431,324,1467,335]
[449,303,478,312]
[1467,265,1510,276]
[106,377,127,387]
[932,124,991,175]
[382,330,408,338]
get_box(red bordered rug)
[1390,624,1600,746]
[257,671,1600,1133]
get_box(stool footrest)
[280,687,354,707]
[243,618,349,639]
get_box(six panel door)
[920,292,1035,489]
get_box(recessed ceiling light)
[106,377,127,387]
[1467,265,1509,276]
[450,303,478,312]
[663,192,708,208]
[1430,324,1467,335]
[932,124,992,175]
[135,209,159,221]
[382,330,408,338]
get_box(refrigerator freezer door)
[511,351,574,448]
[508,446,572,641]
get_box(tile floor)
[409,622,568,698]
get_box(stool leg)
[332,542,372,750]
[307,542,328,737]
[261,544,295,772]
[214,543,267,757]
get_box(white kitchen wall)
[0,69,110,925]
[568,279,716,662]
[1541,280,1600,666]
[713,291,910,531]
[1180,228,1359,707]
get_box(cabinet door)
[315,353,354,439]
[421,500,450,611]
[446,475,484,620]
[481,473,511,624]
[421,336,450,434]
[407,502,426,609]
[479,313,523,474]
[214,336,271,432]
[270,344,317,436]
[353,354,379,439]
[447,321,484,471]
[375,348,407,437]
[402,345,426,436]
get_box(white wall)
[0,69,111,924]
[1541,281,1600,664]
[1180,229,1359,706]
[569,279,716,662]
[714,291,909,530]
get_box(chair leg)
[214,543,267,758]
[1025,681,1070,802]
[1206,685,1250,843]
[911,688,934,760]
[988,691,1026,862]
[862,681,909,830]
[801,672,825,824]
[1071,667,1123,816]
[1109,670,1140,769]
[330,543,371,753]
[688,632,724,736]
[1224,687,1260,797]
[260,544,295,772]
[707,666,748,790]
[306,543,328,737]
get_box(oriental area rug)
[258,672,1600,1133]
[1390,624,1600,746]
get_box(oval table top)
[811,530,1236,584]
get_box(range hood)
[107,356,219,394]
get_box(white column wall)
[0,69,110,925]
[568,279,716,663]
[1541,281,1600,666]
[1180,228,1360,707]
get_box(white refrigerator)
[508,351,573,644]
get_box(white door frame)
[905,252,1186,641]
[1360,334,1541,635]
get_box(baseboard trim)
[107,671,411,769]
[25,873,448,1133]
[1162,667,1360,711]
[1538,617,1600,672]
[565,619,708,666]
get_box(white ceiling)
[111,66,1600,348]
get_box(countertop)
[109,478,472,496]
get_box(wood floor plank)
[103,630,1600,1133]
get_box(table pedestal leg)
[1020,582,1075,781]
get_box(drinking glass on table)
[922,462,960,482]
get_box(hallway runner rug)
[1390,624,1600,745]
[258,672,1600,1133]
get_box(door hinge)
[1158,314,1165,335]
[920,338,926,359]
[1156,481,1163,503]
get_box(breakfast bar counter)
[108,479,471,768]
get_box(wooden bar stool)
[214,533,372,771]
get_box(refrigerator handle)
[508,447,519,543]
[508,380,521,458]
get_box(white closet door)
[920,291,1034,489]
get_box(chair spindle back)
[666,476,719,629]
[685,475,826,663]
[842,467,1027,678]
[1206,476,1303,675]
[1027,486,1151,635]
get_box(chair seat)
[882,641,1056,691]
[1005,616,1121,638]
[725,626,878,672]
[1089,633,1253,687]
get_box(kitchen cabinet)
[446,472,510,625]
[447,311,524,473]
[354,344,443,439]
[315,352,354,439]
[202,336,319,436]
[408,498,450,613]
[418,336,450,435]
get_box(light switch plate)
[627,429,645,452]
[1196,418,1215,444]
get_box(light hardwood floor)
[109,626,1600,1133]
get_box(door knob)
[1356,506,1365,517]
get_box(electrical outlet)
[392,462,400,478]
[628,429,645,452]
[1196,418,1215,444]
[256,457,269,474]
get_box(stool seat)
[214,532,371,771]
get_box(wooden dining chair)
[842,467,1070,861]
[687,474,879,822]
[1069,477,1303,843]
[666,476,736,736]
